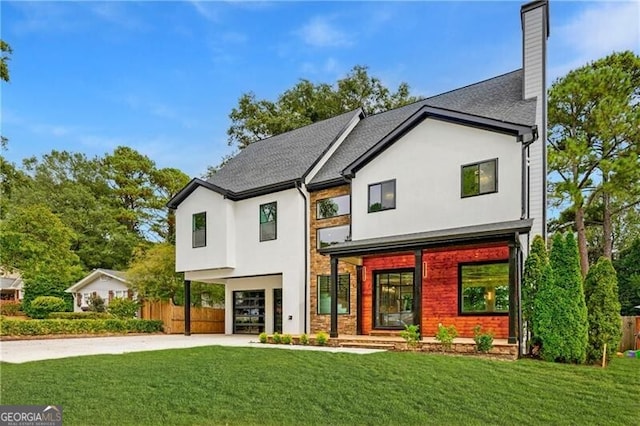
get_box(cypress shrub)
[585,257,622,364]
[549,233,588,364]
[533,262,566,362]
[523,235,547,350]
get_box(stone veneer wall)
[309,185,357,335]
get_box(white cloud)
[189,1,219,23]
[297,17,352,48]
[552,1,639,80]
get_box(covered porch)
[319,219,533,351]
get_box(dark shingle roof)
[207,109,361,194]
[310,70,536,186]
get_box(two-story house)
[169,1,549,347]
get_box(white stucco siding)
[175,186,235,272]
[351,118,523,241]
[230,189,305,276]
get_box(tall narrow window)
[461,159,497,197]
[192,212,206,248]
[259,202,277,241]
[368,179,396,212]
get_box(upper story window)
[461,159,497,198]
[259,202,277,241]
[317,225,350,249]
[459,261,509,315]
[192,212,206,248]
[316,194,350,219]
[368,179,396,213]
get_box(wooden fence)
[619,316,639,351]
[141,300,224,334]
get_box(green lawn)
[1,346,637,425]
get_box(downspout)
[521,127,537,251]
[296,181,309,333]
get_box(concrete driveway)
[0,334,383,363]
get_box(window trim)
[368,179,396,213]
[316,194,351,220]
[192,211,207,248]
[316,224,351,250]
[457,260,509,316]
[316,274,350,315]
[259,202,277,242]
[460,158,498,198]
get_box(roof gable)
[309,70,536,187]
[65,269,129,293]
[207,109,361,195]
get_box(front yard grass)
[0,346,637,425]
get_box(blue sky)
[2,1,638,178]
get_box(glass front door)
[233,290,265,334]
[374,270,414,328]
[273,288,282,333]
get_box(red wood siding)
[361,243,510,339]
[424,244,509,338]
[361,253,415,335]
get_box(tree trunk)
[602,190,613,260]
[575,206,590,277]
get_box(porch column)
[184,280,191,336]
[413,250,422,338]
[508,242,517,344]
[330,256,339,338]
[356,265,363,335]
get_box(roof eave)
[167,178,229,209]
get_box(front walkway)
[0,334,384,364]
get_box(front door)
[374,270,414,328]
[273,288,282,333]
[233,290,265,334]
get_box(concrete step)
[368,330,402,337]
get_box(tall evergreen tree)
[550,233,589,363]
[613,237,640,315]
[585,257,622,364]
[533,261,566,362]
[523,235,547,350]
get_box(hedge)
[48,312,114,320]
[0,318,163,336]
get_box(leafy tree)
[17,151,139,270]
[227,65,420,150]
[584,257,622,364]
[547,51,640,276]
[0,157,30,220]
[127,243,223,306]
[150,167,190,243]
[0,204,84,284]
[0,39,11,82]
[522,235,547,350]
[614,237,640,315]
[549,233,588,363]
[127,243,181,301]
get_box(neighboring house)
[65,269,134,312]
[169,0,549,347]
[0,268,23,301]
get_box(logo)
[0,405,62,426]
